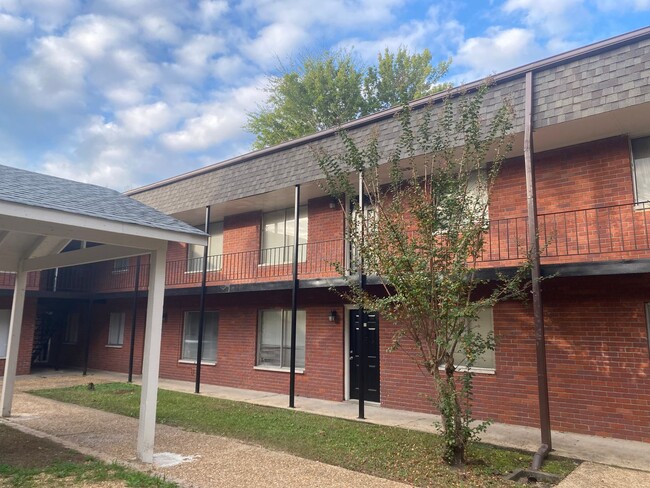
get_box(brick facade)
[2,137,650,444]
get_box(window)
[182,311,219,362]
[0,309,10,358]
[261,207,308,265]
[632,137,650,203]
[257,309,306,369]
[453,307,495,370]
[64,313,80,344]
[187,222,224,272]
[107,312,125,346]
[113,258,130,273]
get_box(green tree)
[316,86,530,466]
[246,48,449,150]
[364,47,450,113]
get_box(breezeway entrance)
[0,163,206,462]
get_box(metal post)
[128,256,141,383]
[82,298,93,376]
[289,185,300,408]
[524,71,552,452]
[357,171,366,419]
[195,206,210,394]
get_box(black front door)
[349,310,380,402]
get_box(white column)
[137,244,167,463]
[1,262,27,417]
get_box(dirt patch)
[0,423,86,468]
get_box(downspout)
[357,171,366,420]
[524,70,552,469]
[195,205,210,394]
[289,185,301,408]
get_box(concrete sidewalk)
[4,370,650,487]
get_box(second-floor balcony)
[3,201,650,295]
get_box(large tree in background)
[246,47,449,150]
[316,86,530,466]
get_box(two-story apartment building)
[2,27,650,445]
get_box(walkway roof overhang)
[0,163,207,464]
[0,163,206,272]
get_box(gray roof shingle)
[0,163,205,237]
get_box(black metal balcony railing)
[2,202,650,294]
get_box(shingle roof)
[127,26,650,215]
[0,163,205,237]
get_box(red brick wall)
[0,297,37,376]
[156,289,344,401]
[381,274,650,443]
[86,298,146,375]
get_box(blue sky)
[0,1,648,191]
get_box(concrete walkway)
[3,369,650,487]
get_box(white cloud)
[340,6,463,63]
[198,0,228,26]
[0,0,80,31]
[161,81,266,152]
[596,0,650,9]
[0,13,32,36]
[13,35,88,109]
[116,102,176,137]
[454,27,544,82]
[242,22,308,68]
[502,0,587,41]
[172,34,226,80]
[139,15,182,44]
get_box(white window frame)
[180,311,219,364]
[187,222,224,273]
[260,207,308,265]
[256,309,306,370]
[64,313,80,344]
[0,309,10,359]
[631,136,650,206]
[451,307,496,374]
[107,312,125,347]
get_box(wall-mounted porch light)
[329,310,338,323]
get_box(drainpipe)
[289,185,301,408]
[357,171,366,420]
[524,70,552,468]
[127,256,141,383]
[195,206,210,394]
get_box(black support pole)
[82,298,93,376]
[289,184,300,408]
[357,171,365,420]
[524,70,552,453]
[195,206,211,394]
[127,256,141,383]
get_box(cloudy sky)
[0,0,649,191]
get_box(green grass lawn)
[0,423,177,488]
[31,383,578,487]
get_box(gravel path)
[4,372,409,488]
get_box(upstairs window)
[113,258,130,273]
[632,137,650,203]
[261,207,308,265]
[187,222,224,272]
